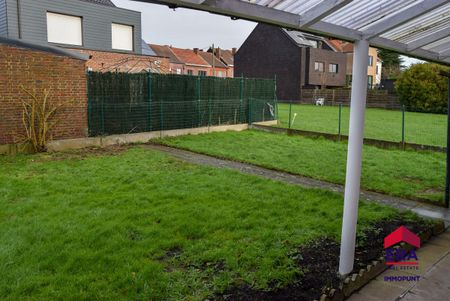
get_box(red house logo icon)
[384,226,421,266]
[384,226,420,249]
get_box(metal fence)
[87,72,277,136]
[277,102,447,148]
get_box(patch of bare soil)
[214,218,429,301]
[36,145,131,161]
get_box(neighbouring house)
[169,47,211,76]
[197,50,228,77]
[328,39,383,89]
[209,47,236,77]
[235,23,347,101]
[149,44,185,74]
[0,0,169,73]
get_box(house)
[168,47,210,76]
[0,0,169,73]
[328,40,383,89]
[235,23,347,101]
[197,50,228,77]
[149,44,185,74]
[209,47,236,77]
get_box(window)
[329,63,338,73]
[376,65,379,75]
[215,71,225,77]
[310,40,318,48]
[187,70,193,75]
[368,55,373,66]
[111,23,133,51]
[314,61,324,72]
[47,12,82,46]
[176,69,181,75]
[198,70,207,77]
[368,75,373,89]
[346,75,352,87]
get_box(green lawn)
[0,147,403,301]
[159,130,445,204]
[277,104,447,147]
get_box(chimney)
[232,47,237,55]
[193,48,199,54]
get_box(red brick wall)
[70,49,170,73]
[0,44,88,145]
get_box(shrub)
[396,63,449,113]
[19,87,62,152]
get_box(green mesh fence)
[87,72,277,136]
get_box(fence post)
[87,71,92,136]
[288,101,292,129]
[101,95,105,136]
[338,103,342,139]
[160,98,163,138]
[401,105,405,148]
[147,72,152,132]
[197,76,201,127]
[248,98,252,125]
[240,76,244,124]
[208,97,211,132]
[274,75,278,122]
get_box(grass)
[277,104,447,147]
[0,147,404,301]
[159,130,446,204]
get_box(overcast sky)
[112,0,256,50]
[113,0,421,66]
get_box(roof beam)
[439,48,450,59]
[407,27,450,51]
[363,0,449,40]
[370,36,441,61]
[299,0,354,27]
[142,0,302,28]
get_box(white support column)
[339,39,369,276]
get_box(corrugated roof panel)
[324,0,421,30]
[380,3,450,43]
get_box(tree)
[378,49,404,79]
[396,63,449,113]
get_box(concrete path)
[145,144,450,226]
[348,229,450,301]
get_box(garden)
[0,131,438,300]
[159,130,446,205]
[277,104,447,147]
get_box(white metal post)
[339,39,369,276]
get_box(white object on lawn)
[291,112,298,126]
[315,98,325,106]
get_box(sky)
[112,0,422,66]
[112,0,256,50]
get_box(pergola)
[135,0,450,276]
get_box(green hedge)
[396,63,449,113]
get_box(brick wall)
[70,49,170,73]
[0,44,88,145]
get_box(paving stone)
[346,279,407,301]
